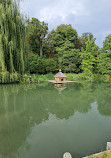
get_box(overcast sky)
[21,0,111,47]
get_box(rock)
[63,152,72,158]
[106,142,111,150]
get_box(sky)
[21,0,111,47]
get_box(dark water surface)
[0,82,111,158]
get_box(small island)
[48,70,74,84]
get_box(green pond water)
[0,82,111,158]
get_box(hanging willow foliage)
[0,0,26,83]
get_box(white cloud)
[21,0,111,47]
[38,0,88,22]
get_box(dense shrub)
[25,54,58,74]
[45,58,58,73]
[25,54,46,74]
[0,72,19,83]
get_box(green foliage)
[0,71,19,83]
[46,25,81,73]
[55,24,78,47]
[25,53,58,74]
[0,71,10,83]
[26,18,48,56]
[75,37,84,50]
[66,73,94,81]
[97,49,111,75]
[21,74,54,83]
[21,73,94,84]
[98,35,111,75]
[0,0,26,83]
[61,49,81,73]
[54,24,78,52]
[82,32,96,49]
[80,40,98,75]
[103,34,111,51]
[45,58,58,73]
[1,2,111,83]
[25,54,46,74]
[46,29,56,58]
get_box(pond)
[0,82,111,158]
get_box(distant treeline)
[0,0,111,83]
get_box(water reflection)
[54,84,67,94]
[0,82,111,158]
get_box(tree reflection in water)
[0,82,111,157]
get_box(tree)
[61,49,81,73]
[25,53,47,74]
[97,35,111,75]
[80,40,98,74]
[26,18,48,57]
[52,25,79,69]
[55,24,78,48]
[103,34,111,51]
[81,32,96,49]
[0,0,26,83]
[75,37,84,50]
[45,58,58,73]
[46,29,56,58]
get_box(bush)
[46,58,58,73]
[25,54,46,74]
[25,54,58,74]
[21,74,54,83]
[0,71,20,83]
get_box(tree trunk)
[40,42,43,57]
[0,36,6,72]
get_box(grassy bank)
[21,74,54,83]
[87,151,111,158]
[20,73,111,84]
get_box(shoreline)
[0,73,111,84]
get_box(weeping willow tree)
[0,0,26,83]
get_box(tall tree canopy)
[54,24,79,72]
[46,24,79,72]
[98,35,111,75]
[81,32,96,49]
[80,40,98,74]
[26,18,48,57]
[55,24,78,48]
